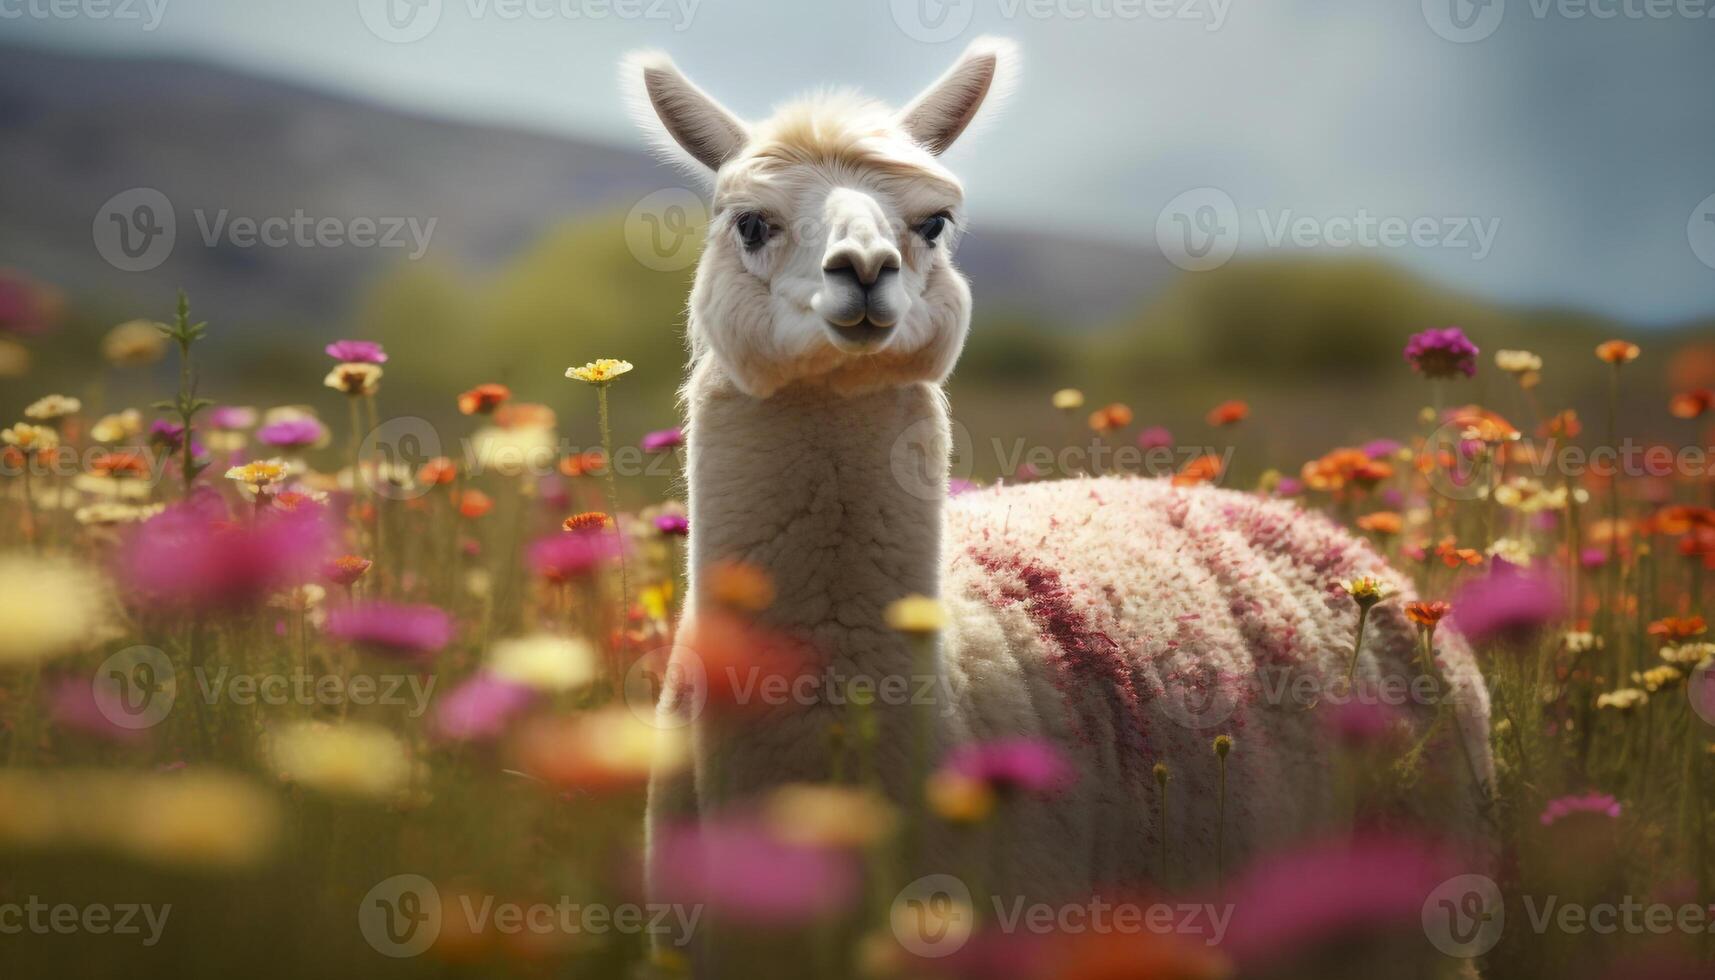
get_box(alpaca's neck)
[683,360,949,674]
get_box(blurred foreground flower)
[435,673,535,742]
[325,601,453,662]
[487,633,597,693]
[118,500,334,611]
[458,382,510,416]
[650,815,859,924]
[763,784,896,848]
[25,393,81,420]
[514,707,686,792]
[268,721,410,800]
[101,319,169,366]
[528,530,622,583]
[1540,792,1621,826]
[1205,399,1249,426]
[1449,563,1565,647]
[0,554,108,665]
[0,769,279,869]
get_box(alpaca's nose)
[822,242,901,289]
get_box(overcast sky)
[11,0,1715,323]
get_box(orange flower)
[1538,409,1581,440]
[324,555,373,587]
[90,450,151,480]
[1670,389,1714,419]
[705,560,775,613]
[1087,403,1133,433]
[1648,616,1707,644]
[1300,448,1378,492]
[1434,537,1484,568]
[1596,340,1640,365]
[494,402,555,430]
[1356,511,1403,535]
[457,383,511,416]
[558,451,607,478]
[457,489,494,519]
[1205,400,1249,427]
[1405,600,1452,629]
[1172,453,1223,487]
[562,511,612,533]
[1445,405,1520,445]
[418,457,458,486]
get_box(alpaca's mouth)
[825,318,894,352]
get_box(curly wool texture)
[937,476,1494,897]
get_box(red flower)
[457,383,511,416]
[1205,399,1249,426]
[1669,388,1715,419]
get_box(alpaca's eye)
[734,212,771,252]
[916,212,951,244]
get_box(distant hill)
[0,42,1171,337]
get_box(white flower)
[24,394,81,420]
[0,555,107,664]
[488,634,598,693]
[267,722,410,800]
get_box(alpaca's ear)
[621,50,750,175]
[898,36,1019,156]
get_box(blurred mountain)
[0,42,1170,335]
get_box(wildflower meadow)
[2,267,1713,979]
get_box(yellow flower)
[565,358,634,384]
[1494,349,1542,374]
[75,502,164,526]
[1596,688,1648,712]
[1340,577,1392,609]
[488,633,598,693]
[1051,388,1085,411]
[885,594,948,634]
[100,320,170,366]
[225,458,290,492]
[0,338,29,379]
[1563,631,1604,655]
[23,394,81,421]
[90,409,144,443]
[1662,642,1714,667]
[0,555,107,664]
[3,423,60,454]
[926,770,994,824]
[323,362,383,396]
[764,784,897,847]
[1632,665,1683,693]
[470,424,557,478]
[267,721,411,800]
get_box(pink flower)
[435,673,535,741]
[324,339,387,364]
[640,427,684,453]
[46,675,146,744]
[257,416,328,449]
[528,531,622,583]
[1219,834,1459,965]
[1136,426,1174,451]
[1449,563,1565,647]
[944,737,1075,795]
[326,602,454,661]
[650,817,860,924]
[654,513,689,536]
[117,500,334,611]
[1404,326,1479,379]
[1540,792,1621,827]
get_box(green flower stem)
[596,383,630,619]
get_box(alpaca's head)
[623,38,1017,397]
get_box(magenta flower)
[208,406,257,430]
[326,602,454,661]
[1136,426,1174,451]
[1540,792,1621,826]
[47,675,146,744]
[117,500,334,611]
[1273,476,1304,497]
[1449,563,1565,647]
[1321,699,1404,748]
[1361,438,1403,459]
[435,673,535,741]
[948,479,978,497]
[528,531,622,582]
[641,427,684,453]
[257,416,328,450]
[654,513,689,536]
[1219,834,1458,965]
[944,737,1075,795]
[650,817,860,924]
[1404,327,1479,379]
[324,339,387,364]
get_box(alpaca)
[627,37,1494,915]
